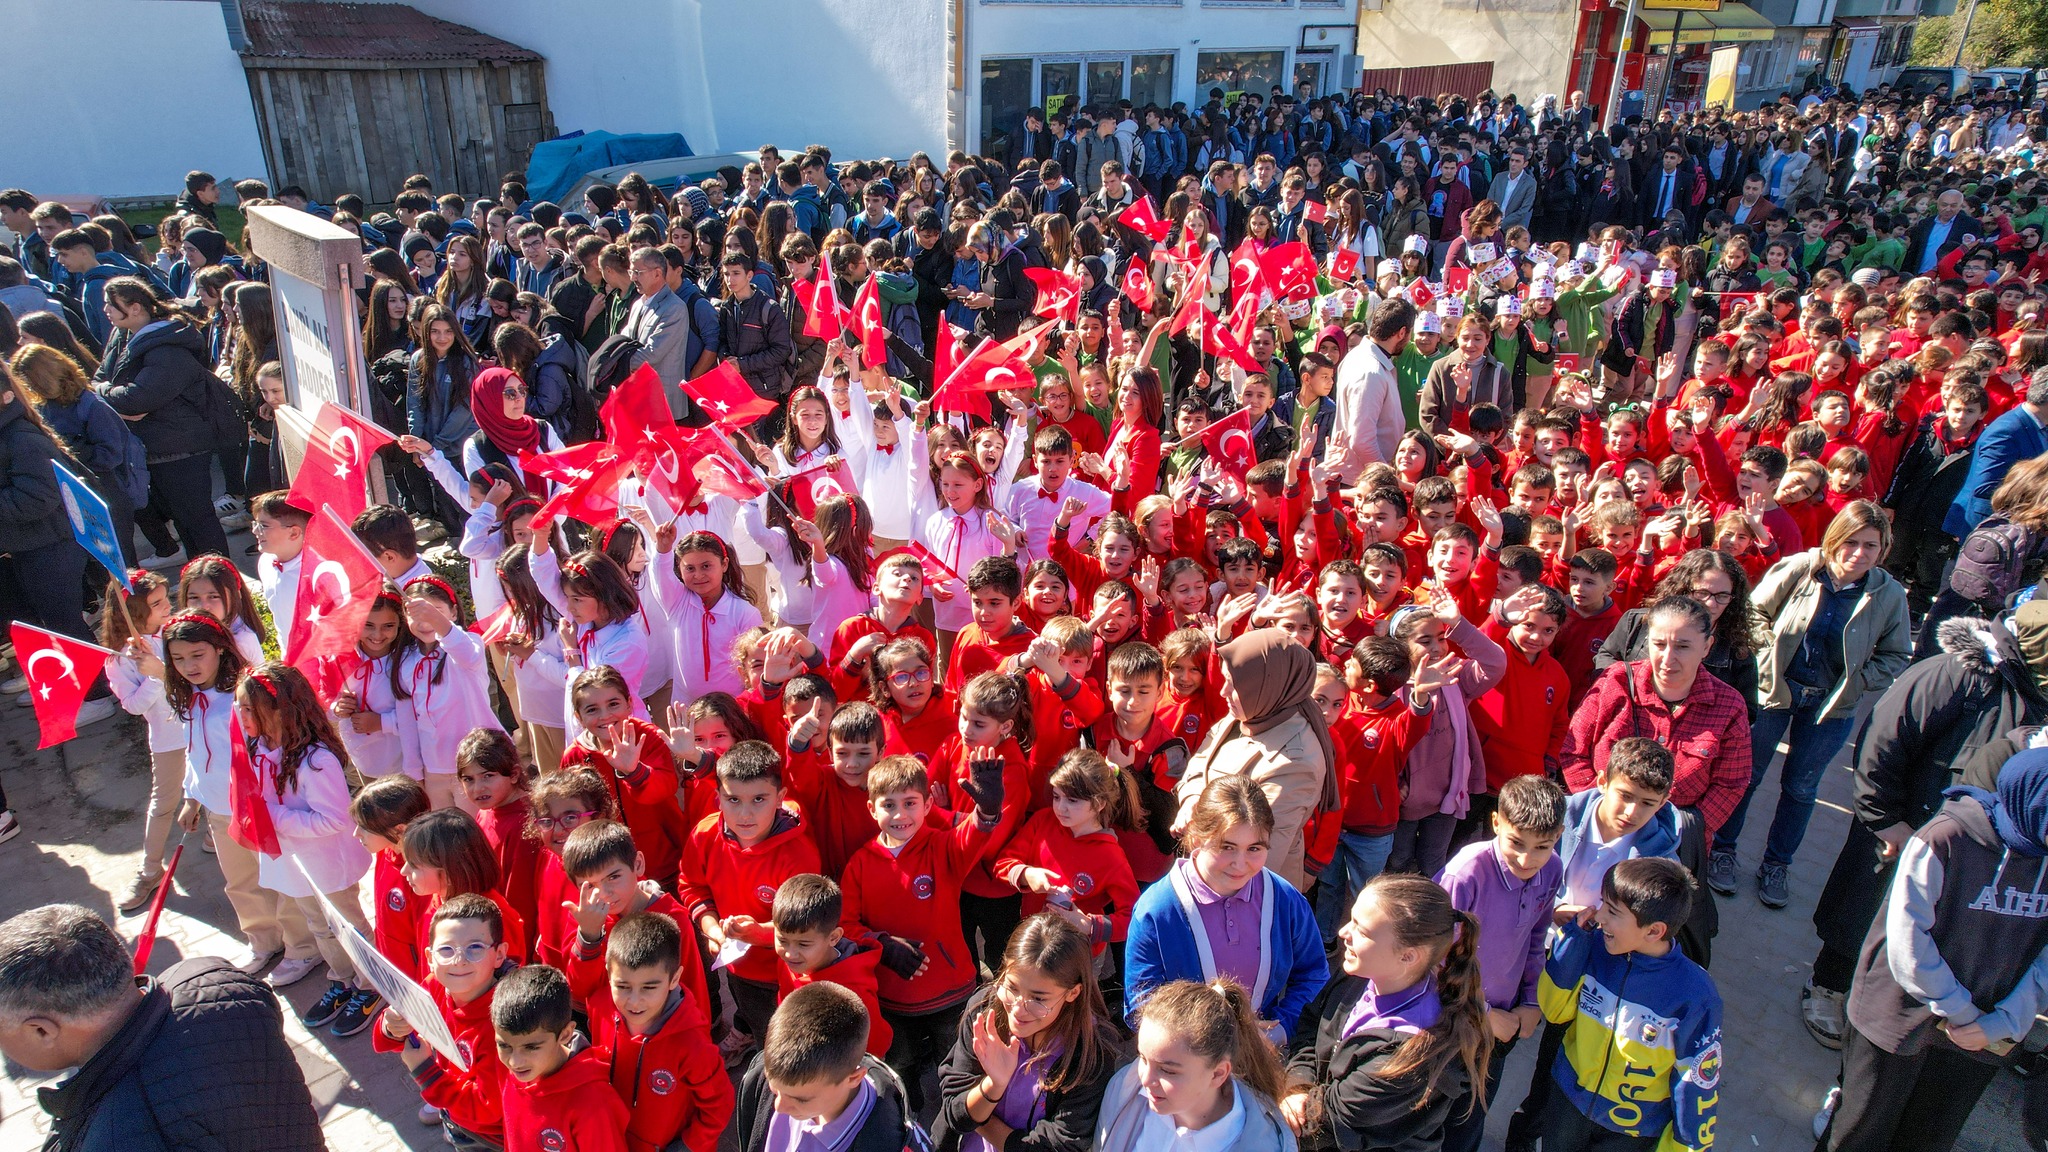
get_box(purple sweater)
[1436,839,1561,1010]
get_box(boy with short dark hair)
[386,894,512,1149]
[1537,858,1721,1152]
[677,742,822,1048]
[1090,640,1186,882]
[353,503,432,584]
[1008,425,1110,561]
[944,555,1035,691]
[827,552,936,700]
[789,701,885,880]
[250,492,313,633]
[734,983,916,1152]
[1556,548,1621,709]
[1474,583,1574,800]
[1019,617,1104,806]
[1555,737,1679,921]
[495,964,629,1151]
[560,820,712,1021]
[591,911,734,1152]
[1436,774,1568,1152]
[769,874,892,1056]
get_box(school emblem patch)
[1545,685,1556,704]
[457,1039,474,1064]
[651,1069,676,1095]
[756,884,778,904]
[1362,729,1380,748]
[386,888,407,912]
[540,1130,567,1152]
[1180,715,1199,735]
[1072,873,1096,895]
[912,875,936,900]
[1061,710,1078,729]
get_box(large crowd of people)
[3,72,2048,1152]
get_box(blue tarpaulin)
[524,130,692,205]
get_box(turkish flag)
[1169,270,1212,337]
[1210,292,1264,376]
[851,273,889,366]
[941,321,1053,393]
[519,440,614,489]
[1445,267,1471,294]
[1259,242,1320,301]
[1024,267,1081,324]
[1406,279,1437,309]
[670,425,769,503]
[287,506,385,673]
[289,401,397,522]
[225,710,280,856]
[1329,248,1361,282]
[900,541,962,585]
[1121,262,1154,311]
[1229,239,1268,301]
[8,622,114,748]
[472,603,518,646]
[599,363,676,445]
[1111,195,1172,243]
[789,458,858,517]
[801,251,853,340]
[928,323,988,419]
[684,362,776,429]
[1720,290,1758,316]
[531,453,638,533]
[1199,408,1255,478]
[1554,353,1582,375]
[1304,199,1328,224]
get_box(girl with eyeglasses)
[870,636,954,765]
[522,767,619,971]
[932,913,1123,1152]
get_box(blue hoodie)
[63,261,129,346]
[1555,788,1680,910]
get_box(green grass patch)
[117,203,250,261]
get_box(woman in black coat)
[96,278,231,560]
[1583,159,1636,234]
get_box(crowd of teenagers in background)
[7,70,2048,1152]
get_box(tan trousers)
[204,809,316,959]
[643,683,673,733]
[490,645,533,762]
[527,723,566,777]
[425,771,476,815]
[139,750,185,879]
[291,883,372,985]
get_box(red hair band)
[561,558,591,581]
[164,610,235,644]
[246,671,278,697]
[402,575,459,604]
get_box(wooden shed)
[238,0,554,203]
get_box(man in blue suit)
[1945,366,2048,538]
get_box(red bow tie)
[1038,488,1060,501]
[878,444,896,455]
[680,502,708,516]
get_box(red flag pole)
[133,827,192,974]
[716,428,801,520]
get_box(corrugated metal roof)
[238,0,541,64]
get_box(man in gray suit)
[1487,147,1537,234]
[623,246,693,415]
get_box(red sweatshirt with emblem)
[421,890,529,966]
[841,811,994,1014]
[879,687,957,766]
[590,990,733,1152]
[533,854,575,972]
[566,891,713,1027]
[1336,693,1430,835]
[368,848,421,979]
[828,611,938,701]
[926,735,1032,898]
[994,809,1141,951]
[408,978,507,1143]
[558,721,693,887]
[500,1047,629,1152]
[945,620,1036,692]
[775,937,894,1056]
[1554,599,1622,711]
[1025,669,1104,809]
[676,811,822,985]
[1473,620,1574,792]
[476,797,544,958]
[1087,712,1188,883]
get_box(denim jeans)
[1712,697,1855,865]
[1313,830,1394,940]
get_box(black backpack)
[586,332,645,408]
[1951,514,2048,605]
[552,343,601,445]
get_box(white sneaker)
[144,546,188,570]
[235,946,282,975]
[418,1103,443,1126]
[0,810,20,844]
[74,697,118,728]
[0,674,24,694]
[265,955,322,988]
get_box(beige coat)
[1173,712,1329,891]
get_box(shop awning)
[1638,3,1777,49]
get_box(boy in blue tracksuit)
[1539,857,1722,1151]
[50,233,128,347]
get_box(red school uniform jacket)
[590,991,734,1152]
[501,1047,630,1152]
[1155,686,1225,752]
[840,811,994,1014]
[1025,669,1105,809]
[789,759,880,881]
[926,735,1033,898]
[1335,694,1429,836]
[533,853,576,972]
[1086,712,1189,884]
[476,797,545,959]
[369,848,422,979]
[676,810,822,985]
[879,687,958,766]
[995,810,1141,950]
[828,612,939,701]
[558,721,693,888]
[567,891,714,1030]
[1472,620,1574,793]
[1554,599,1623,711]
[775,937,895,1056]
[945,620,1036,692]
[409,979,508,1143]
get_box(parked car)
[1896,66,1973,100]
[1974,67,2038,98]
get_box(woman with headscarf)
[170,228,236,301]
[1815,746,2048,1152]
[1172,628,1335,891]
[461,331,564,494]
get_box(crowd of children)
[26,75,2048,1152]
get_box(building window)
[981,58,1034,157]
[1195,50,1288,100]
[982,52,1181,152]
[1131,53,1176,107]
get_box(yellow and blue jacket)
[1539,921,1723,1152]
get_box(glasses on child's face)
[1687,586,1734,606]
[534,808,598,832]
[886,667,933,690]
[995,982,1057,1019]
[431,941,495,964]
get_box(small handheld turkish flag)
[684,362,776,429]
[1445,267,1472,294]
[1111,195,1172,243]
[289,401,397,522]
[1121,262,1154,311]
[1024,267,1081,324]
[1329,248,1361,282]
[1406,279,1437,309]
[1229,239,1268,301]
[1554,353,1582,375]
[287,506,385,673]
[1258,242,1320,301]
[1198,409,1255,478]
[800,249,853,340]
[852,273,890,366]
[1304,199,1328,224]
[9,622,115,748]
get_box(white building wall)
[964,0,1360,151]
[397,0,950,158]
[1354,0,1579,102]
[0,0,268,198]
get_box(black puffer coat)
[38,957,324,1152]
[98,320,220,463]
[0,401,74,554]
